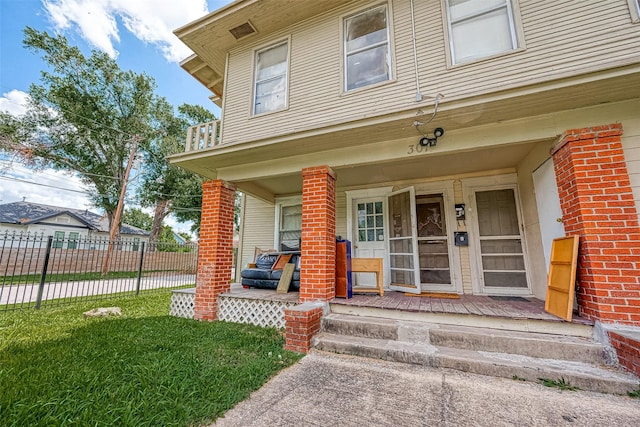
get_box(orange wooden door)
[545,235,579,321]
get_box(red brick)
[194,180,236,321]
[553,124,640,326]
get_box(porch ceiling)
[233,140,538,197]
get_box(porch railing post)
[35,236,53,309]
[135,241,145,296]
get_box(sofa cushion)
[255,253,278,269]
[241,268,301,282]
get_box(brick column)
[194,179,236,321]
[284,302,325,353]
[551,123,640,325]
[300,166,337,302]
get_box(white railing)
[185,120,221,152]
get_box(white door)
[352,197,386,288]
[387,187,421,294]
[532,158,565,272]
[473,188,530,295]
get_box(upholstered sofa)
[241,252,301,290]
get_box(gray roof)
[0,201,149,236]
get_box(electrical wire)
[0,175,91,195]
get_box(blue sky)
[0,0,233,234]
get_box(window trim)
[628,0,640,22]
[443,0,524,67]
[251,37,291,116]
[274,195,302,252]
[341,3,394,93]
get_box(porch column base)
[284,302,326,353]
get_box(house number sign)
[406,143,429,155]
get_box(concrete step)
[315,313,639,394]
[321,313,605,364]
[311,332,639,395]
[329,302,594,337]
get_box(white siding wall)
[336,189,347,241]
[238,195,277,271]
[622,118,640,223]
[221,0,640,145]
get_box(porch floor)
[331,291,592,325]
[226,284,592,326]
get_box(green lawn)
[0,292,302,426]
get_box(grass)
[538,377,579,391]
[628,387,640,398]
[0,291,302,426]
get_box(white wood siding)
[221,0,640,145]
[336,189,348,241]
[238,195,276,270]
[622,118,640,223]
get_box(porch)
[171,284,592,336]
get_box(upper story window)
[344,5,392,91]
[253,40,289,115]
[446,0,519,65]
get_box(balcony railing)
[185,120,221,152]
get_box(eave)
[174,0,348,104]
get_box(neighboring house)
[170,0,640,332]
[0,201,150,250]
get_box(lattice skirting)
[170,288,195,319]
[219,295,298,329]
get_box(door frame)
[462,174,532,296]
[346,187,393,287]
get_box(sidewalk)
[213,351,640,427]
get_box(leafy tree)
[135,103,212,240]
[0,28,166,232]
[122,207,153,231]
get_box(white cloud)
[43,0,210,62]
[0,90,30,116]
[0,162,94,210]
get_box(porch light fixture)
[419,127,445,147]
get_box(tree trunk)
[149,199,171,250]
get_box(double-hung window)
[446,0,519,65]
[277,201,302,252]
[253,40,289,115]
[53,231,65,249]
[344,5,392,91]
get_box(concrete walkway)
[213,351,640,427]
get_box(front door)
[353,197,386,288]
[532,158,565,271]
[473,188,530,295]
[416,194,456,293]
[387,188,421,294]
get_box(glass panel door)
[387,187,420,293]
[475,189,528,291]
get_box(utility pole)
[101,137,140,275]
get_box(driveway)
[213,351,640,427]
